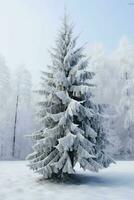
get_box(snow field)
[0,161,134,200]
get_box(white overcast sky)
[0,0,133,82]
[0,0,62,81]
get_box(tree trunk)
[12,95,19,157]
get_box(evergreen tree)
[27,15,113,179]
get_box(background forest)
[0,36,134,160]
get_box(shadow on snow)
[36,171,134,188]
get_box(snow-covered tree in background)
[0,63,38,160]
[27,15,113,179]
[12,66,37,159]
[0,54,12,159]
[88,43,118,157]
[88,43,121,105]
[88,39,134,159]
[0,54,11,108]
[113,37,134,158]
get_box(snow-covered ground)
[0,161,134,200]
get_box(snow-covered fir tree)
[27,15,114,179]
